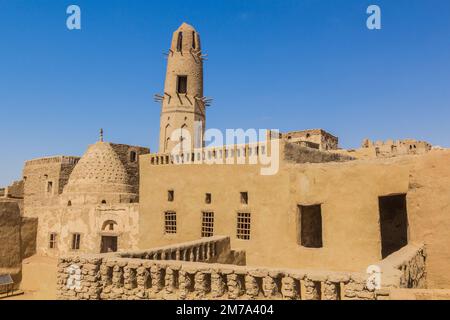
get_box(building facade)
[22,140,149,257]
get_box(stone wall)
[282,129,339,151]
[56,243,426,300]
[23,156,80,212]
[283,142,354,164]
[20,217,38,259]
[0,200,22,288]
[110,144,150,195]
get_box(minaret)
[157,22,208,154]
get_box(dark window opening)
[165,211,177,234]
[298,205,323,248]
[49,233,57,249]
[67,201,72,207]
[192,31,196,49]
[47,181,53,194]
[205,193,212,204]
[168,190,174,202]
[101,200,107,204]
[240,192,248,205]
[176,32,183,52]
[71,233,81,250]
[177,75,187,94]
[130,151,137,163]
[379,194,408,258]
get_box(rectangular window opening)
[47,181,53,194]
[168,190,174,202]
[205,193,212,204]
[298,205,323,248]
[201,212,214,238]
[71,233,81,250]
[177,75,188,94]
[49,233,57,249]
[240,192,248,205]
[165,211,177,234]
[237,212,251,240]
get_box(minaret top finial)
[100,128,104,142]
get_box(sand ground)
[5,255,57,300]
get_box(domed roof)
[64,142,133,194]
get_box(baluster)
[194,271,209,299]
[245,275,260,299]
[281,276,298,300]
[165,268,176,294]
[211,271,226,298]
[150,265,164,293]
[226,274,244,299]
[323,281,340,300]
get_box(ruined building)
[3,22,449,300]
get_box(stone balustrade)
[57,243,426,300]
[118,236,230,264]
[149,142,269,166]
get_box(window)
[201,212,214,237]
[192,31,196,49]
[71,233,81,250]
[205,193,212,204]
[49,233,57,249]
[67,201,72,207]
[168,190,174,202]
[237,212,251,240]
[176,32,183,52]
[240,192,248,205]
[101,200,107,204]
[47,181,53,194]
[298,205,323,248]
[130,151,137,163]
[164,211,177,234]
[177,75,187,94]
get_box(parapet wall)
[284,142,354,164]
[56,241,426,300]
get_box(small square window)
[205,193,212,204]
[165,211,177,234]
[201,212,214,237]
[237,212,251,240]
[240,192,248,205]
[168,190,174,202]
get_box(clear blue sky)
[0,0,449,185]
